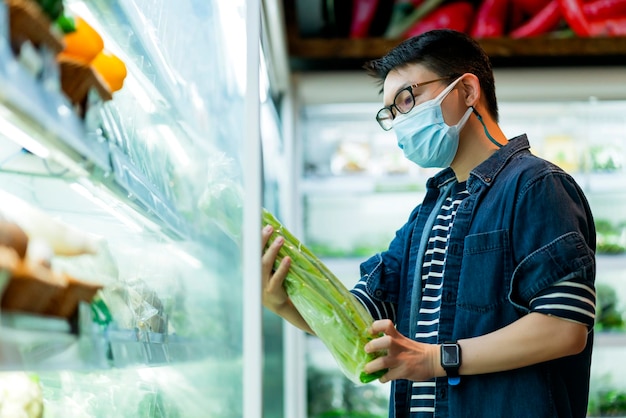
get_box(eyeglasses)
[376,77,452,131]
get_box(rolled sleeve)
[509,169,596,311]
[510,231,596,311]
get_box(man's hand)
[363,319,442,383]
[261,225,314,334]
[261,225,291,314]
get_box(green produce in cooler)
[263,209,386,384]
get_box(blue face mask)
[393,77,473,168]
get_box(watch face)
[442,344,460,367]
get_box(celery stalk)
[262,209,386,384]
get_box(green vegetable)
[34,0,65,21]
[263,208,387,384]
[383,0,447,38]
[55,14,76,34]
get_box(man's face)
[382,64,466,127]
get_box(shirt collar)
[467,134,530,192]
[427,134,531,192]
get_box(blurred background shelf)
[289,36,626,70]
[287,36,626,70]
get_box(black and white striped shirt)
[410,182,468,416]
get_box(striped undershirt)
[411,182,469,417]
[351,181,596,418]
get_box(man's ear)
[460,74,481,107]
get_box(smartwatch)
[440,342,462,386]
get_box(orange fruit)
[90,50,127,92]
[61,17,104,63]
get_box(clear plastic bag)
[263,209,386,384]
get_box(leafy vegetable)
[34,0,64,21]
[263,208,386,384]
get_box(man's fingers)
[262,233,283,277]
[365,333,391,353]
[363,355,389,376]
[269,256,290,288]
[370,319,397,336]
[261,225,273,250]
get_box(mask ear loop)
[472,107,504,148]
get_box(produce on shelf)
[57,15,127,99]
[197,153,244,241]
[588,144,623,172]
[89,49,128,93]
[559,0,594,35]
[0,234,104,319]
[0,220,29,260]
[595,219,626,254]
[386,0,425,35]
[385,0,448,37]
[100,278,168,333]
[5,0,64,54]
[59,16,104,63]
[470,0,509,37]
[0,189,99,257]
[0,193,105,318]
[595,283,624,330]
[405,1,475,37]
[0,372,43,418]
[4,0,126,117]
[584,0,626,21]
[588,387,626,416]
[510,0,561,38]
[321,0,626,38]
[32,0,63,21]
[350,0,380,38]
[262,209,387,384]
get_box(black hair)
[364,29,499,122]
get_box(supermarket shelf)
[0,307,98,371]
[0,307,219,370]
[107,327,217,367]
[287,36,626,71]
[108,145,189,240]
[0,63,109,175]
[301,170,626,195]
[0,52,192,242]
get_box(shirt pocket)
[456,229,512,312]
[360,253,400,304]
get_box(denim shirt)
[358,135,596,418]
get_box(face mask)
[393,77,473,168]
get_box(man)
[262,29,596,417]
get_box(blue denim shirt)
[357,135,596,418]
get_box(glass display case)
[298,94,626,417]
[0,0,266,416]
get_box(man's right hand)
[261,225,291,314]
